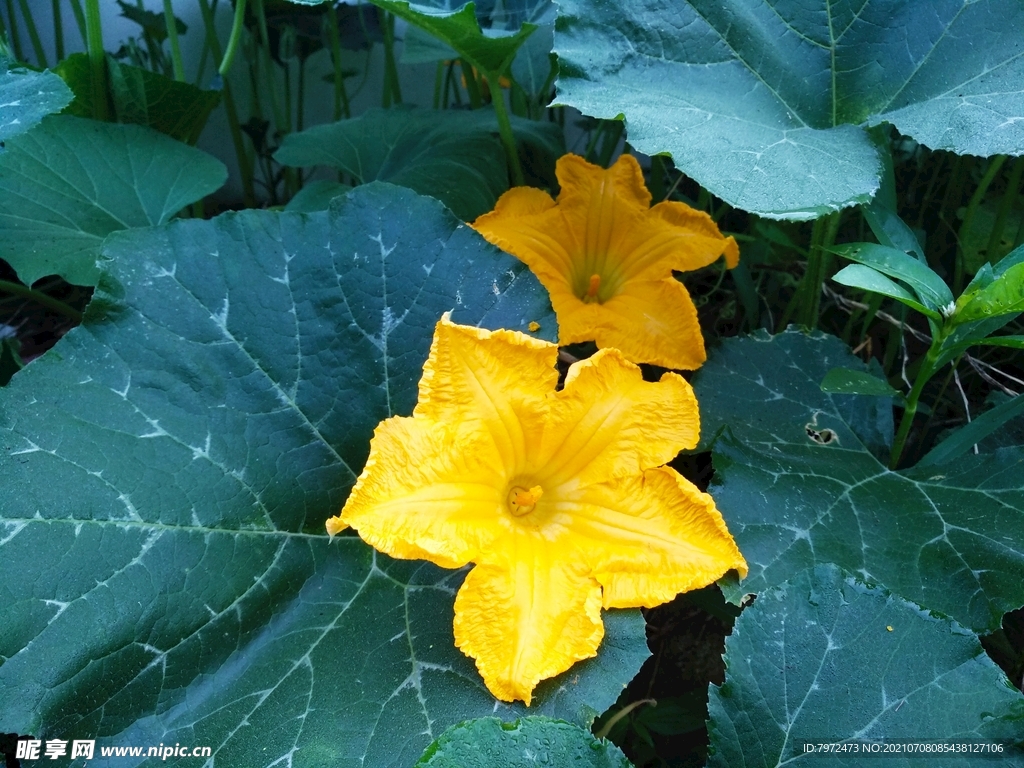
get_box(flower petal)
[560,467,747,609]
[416,315,558,471]
[471,187,577,290]
[603,201,739,284]
[527,348,699,488]
[557,278,707,370]
[340,415,506,568]
[453,541,604,705]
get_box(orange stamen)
[585,273,602,302]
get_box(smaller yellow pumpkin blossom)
[472,154,739,370]
[327,315,747,704]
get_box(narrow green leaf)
[830,242,954,310]
[0,185,650,760]
[862,205,926,263]
[693,329,1024,633]
[820,367,901,399]
[832,263,940,319]
[918,394,1024,469]
[416,717,633,767]
[969,335,1024,350]
[0,114,226,286]
[708,565,1024,766]
[0,62,73,141]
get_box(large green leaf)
[54,53,221,145]
[0,184,649,764]
[0,114,226,287]
[0,62,73,142]
[692,329,1024,633]
[554,0,1024,219]
[275,107,528,220]
[416,717,633,767]
[708,564,1024,767]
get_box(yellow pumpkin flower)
[326,315,747,704]
[471,154,740,370]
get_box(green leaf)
[820,367,901,399]
[554,0,1024,219]
[283,179,352,212]
[55,53,221,144]
[0,184,650,760]
[832,264,939,319]
[416,717,633,767]
[954,261,1024,324]
[692,329,1024,633]
[0,335,23,386]
[0,63,73,142]
[830,242,954,311]
[708,564,1024,766]
[0,114,226,286]
[369,0,537,75]
[275,107,512,220]
[968,335,1024,350]
[918,394,1024,469]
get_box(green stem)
[84,0,107,121]
[251,0,286,129]
[15,0,46,66]
[4,0,24,62]
[794,210,841,329]
[985,156,1024,265]
[0,280,83,322]
[218,0,247,78]
[597,120,624,167]
[162,0,185,81]
[649,155,666,203]
[432,60,444,110]
[380,10,401,107]
[51,0,64,61]
[67,0,86,48]
[956,154,1006,294]
[325,5,350,120]
[461,61,483,109]
[594,699,656,741]
[487,72,525,187]
[889,332,946,469]
[198,0,254,206]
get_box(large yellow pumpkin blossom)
[472,153,739,370]
[326,315,747,704]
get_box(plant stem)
[4,0,24,62]
[84,0,107,121]
[956,154,1005,293]
[597,119,624,167]
[162,0,185,81]
[218,0,247,78]
[794,210,842,329]
[251,0,286,130]
[324,5,351,120]
[986,156,1024,265]
[889,331,946,469]
[51,0,64,61]
[198,0,255,206]
[15,0,46,66]
[380,9,402,107]
[67,0,86,49]
[461,61,482,109]
[487,73,525,187]
[0,280,83,322]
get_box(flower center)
[507,485,544,516]
[582,273,602,304]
